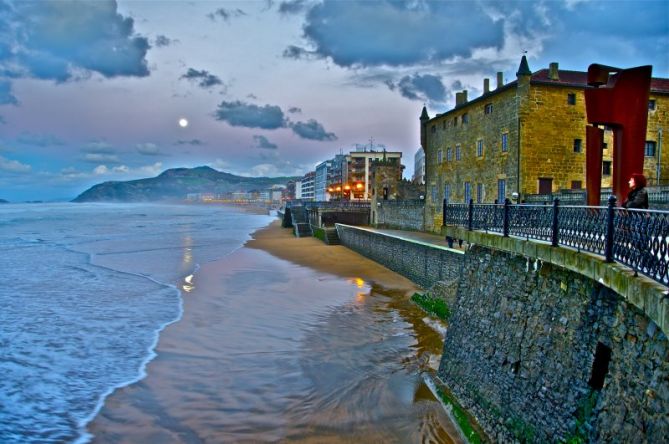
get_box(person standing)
[623,173,649,209]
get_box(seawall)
[336,223,669,442]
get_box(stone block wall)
[335,224,462,289]
[373,200,425,231]
[439,246,669,443]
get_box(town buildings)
[420,56,669,232]
[329,148,403,200]
[295,171,315,201]
[413,147,425,184]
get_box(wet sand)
[88,220,460,443]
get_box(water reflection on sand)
[89,247,460,443]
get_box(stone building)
[421,56,669,232]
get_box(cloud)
[278,0,309,15]
[253,135,278,150]
[139,162,163,175]
[153,35,173,47]
[288,106,302,114]
[210,158,230,171]
[136,142,161,156]
[93,165,109,175]
[0,80,17,105]
[214,100,286,129]
[207,7,246,21]
[283,45,321,61]
[290,119,337,141]
[16,132,64,147]
[0,155,31,173]
[181,68,224,89]
[64,161,162,179]
[0,1,150,81]
[175,139,204,146]
[288,1,503,67]
[84,140,115,154]
[83,153,120,163]
[385,73,447,105]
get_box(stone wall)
[335,224,463,289]
[372,200,425,231]
[439,246,669,443]
[337,224,668,442]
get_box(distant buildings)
[420,56,669,232]
[314,159,333,201]
[296,171,315,200]
[413,147,425,184]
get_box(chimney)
[496,72,503,89]
[455,92,462,106]
[483,78,490,94]
[462,90,468,103]
[549,62,559,81]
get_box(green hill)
[73,166,295,202]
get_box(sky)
[0,0,667,201]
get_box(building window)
[476,183,484,203]
[602,161,612,176]
[455,145,461,161]
[571,180,582,190]
[446,147,452,162]
[431,125,436,134]
[573,138,582,153]
[649,99,656,111]
[501,133,508,152]
[476,139,484,157]
[444,183,451,202]
[645,141,657,157]
[484,103,493,114]
[462,113,469,124]
[567,93,576,105]
[464,182,471,203]
[437,149,443,163]
[497,179,506,203]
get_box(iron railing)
[444,197,669,287]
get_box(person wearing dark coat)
[623,173,649,209]
[622,173,654,273]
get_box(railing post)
[503,198,510,237]
[468,198,474,231]
[604,195,617,262]
[551,198,560,247]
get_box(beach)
[88,220,460,443]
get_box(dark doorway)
[589,342,612,390]
[538,178,553,195]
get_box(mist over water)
[0,203,272,443]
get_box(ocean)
[0,203,273,443]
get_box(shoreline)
[87,218,458,443]
[245,219,418,295]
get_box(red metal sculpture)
[585,64,652,205]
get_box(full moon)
[178,118,189,128]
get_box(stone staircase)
[323,227,340,245]
[294,222,313,238]
[290,206,313,237]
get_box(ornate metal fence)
[444,197,669,287]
